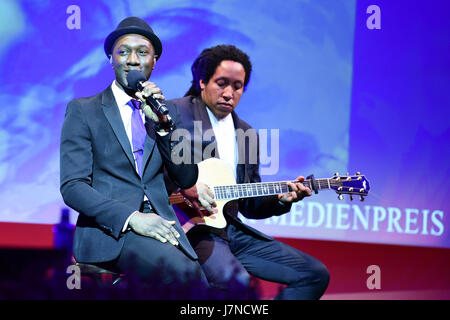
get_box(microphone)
[126,70,169,115]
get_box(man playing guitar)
[167,45,330,299]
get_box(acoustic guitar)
[170,158,370,233]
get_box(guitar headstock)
[329,172,370,201]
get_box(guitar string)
[171,179,367,202]
[212,180,360,190]
[212,179,367,200]
[214,183,363,196]
[212,182,359,192]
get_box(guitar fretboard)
[213,179,334,200]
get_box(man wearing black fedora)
[60,17,208,291]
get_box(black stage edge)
[0,248,448,318]
[0,300,448,318]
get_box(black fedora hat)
[104,16,162,60]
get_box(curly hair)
[185,45,252,97]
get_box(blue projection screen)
[0,0,448,249]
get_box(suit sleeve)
[60,100,134,239]
[155,102,198,190]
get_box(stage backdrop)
[0,0,448,249]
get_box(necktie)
[127,99,146,176]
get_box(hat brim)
[104,26,162,60]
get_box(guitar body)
[173,158,235,233]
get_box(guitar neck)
[213,179,332,201]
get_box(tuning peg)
[338,187,343,191]
[356,172,361,176]
[359,188,365,193]
[338,194,344,200]
[334,172,340,181]
[349,187,354,192]
[360,195,365,201]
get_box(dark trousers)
[188,222,330,300]
[100,202,209,293]
[114,232,207,285]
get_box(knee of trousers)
[316,263,330,289]
[208,264,251,289]
[292,261,330,289]
[231,267,251,288]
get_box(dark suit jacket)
[60,86,198,263]
[168,95,292,240]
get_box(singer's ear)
[109,55,113,64]
[152,56,157,69]
[199,79,206,90]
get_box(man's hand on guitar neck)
[180,181,218,216]
[278,176,312,204]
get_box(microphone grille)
[126,70,146,91]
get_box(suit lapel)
[232,112,248,167]
[101,87,138,175]
[142,121,156,173]
[231,112,249,184]
[191,97,219,159]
